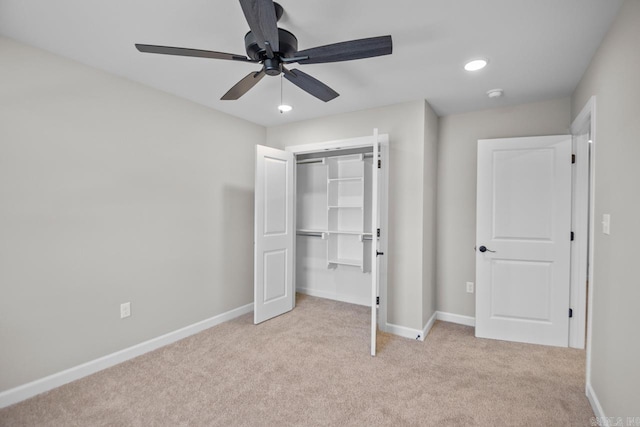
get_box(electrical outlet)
[120,302,131,319]
[466,282,474,294]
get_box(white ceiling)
[0,0,623,127]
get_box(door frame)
[569,100,592,349]
[284,130,390,334]
[570,97,597,386]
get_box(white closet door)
[370,136,379,356]
[254,145,295,324]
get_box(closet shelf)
[297,229,372,237]
[328,258,362,267]
[327,177,363,182]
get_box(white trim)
[421,311,437,340]
[569,96,595,350]
[285,133,389,155]
[0,303,253,409]
[436,311,476,327]
[571,97,595,135]
[380,313,437,343]
[586,382,609,427]
[386,312,436,342]
[296,288,369,307]
[385,323,425,341]
[571,96,597,389]
[568,131,589,349]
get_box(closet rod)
[296,231,325,237]
[296,153,376,165]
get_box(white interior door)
[370,136,379,356]
[476,135,572,347]
[254,145,295,324]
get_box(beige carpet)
[0,294,593,426]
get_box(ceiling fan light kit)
[135,0,393,104]
[278,74,292,113]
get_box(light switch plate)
[120,302,131,319]
[602,214,610,235]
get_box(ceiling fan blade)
[239,0,279,53]
[221,70,266,100]
[135,44,256,62]
[296,35,392,64]
[283,68,339,102]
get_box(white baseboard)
[0,302,254,409]
[421,311,437,341]
[386,312,436,342]
[297,287,369,307]
[586,381,609,426]
[436,311,476,327]
[385,323,424,341]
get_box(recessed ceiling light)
[278,104,293,113]
[464,59,488,71]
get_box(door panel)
[476,135,571,347]
[493,149,555,240]
[263,157,288,234]
[490,260,552,321]
[263,249,287,302]
[255,145,295,324]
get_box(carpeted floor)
[0,294,594,426]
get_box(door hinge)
[378,159,381,169]
[571,154,576,164]
[376,296,380,305]
[569,308,573,318]
[377,228,381,238]
[571,231,575,241]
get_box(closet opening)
[295,147,374,295]
[254,131,389,355]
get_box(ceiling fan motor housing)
[244,28,298,75]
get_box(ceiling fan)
[135,0,392,102]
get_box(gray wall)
[422,102,439,326]
[266,101,436,331]
[436,98,571,317]
[4,3,638,414]
[0,38,265,392]
[572,0,640,417]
